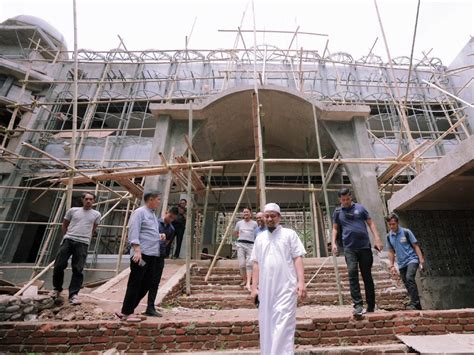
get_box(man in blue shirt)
[386,213,424,310]
[254,211,267,238]
[118,191,165,320]
[145,206,178,317]
[331,188,383,317]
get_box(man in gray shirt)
[118,191,165,320]
[52,192,101,305]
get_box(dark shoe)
[144,308,162,317]
[366,306,375,313]
[353,305,363,316]
[406,304,418,310]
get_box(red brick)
[373,321,384,328]
[232,326,242,334]
[105,322,120,329]
[25,337,46,345]
[242,325,255,333]
[162,328,176,335]
[177,342,193,350]
[116,342,128,350]
[321,331,338,337]
[367,313,394,321]
[81,323,99,329]
[429,325,446,332]
[135,335,153,343]
[375,328,394,335]
[413,326,429,333]
[45,337,66,345]
[395,326,413,333]
[244,340,261,347]
[464,324,474,331]
[175,328,186,335]
[176,335,196,343]
[155,335,175,343]
[69,337,91,345]
[138,322,159,329]
[338,329,357,337]
[446,325,463,332]
[457,311,474,318]
[139,343,154,350]
[240,334,260,341]
[6,345,23,352]
[221,335,238,341]
[220,328,231,335]
[357,329,375,336]
[90,336,109,344]
[1,337,23,344]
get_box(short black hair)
[168,206,179,215]
[337,188,351,197]
[81,192,96,200]
[143,191,161,202]
[243,207,252,212]
[386,213,399,223]
[180,198,187,203]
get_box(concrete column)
[322,117,387,244]
[143,115,171,195]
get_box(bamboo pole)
[21,142,123,199]
[33,194,66,271]
[252,92,266,210]
[312,104,343,305]
[185,103,194,295]
[15,261,55,296]
[160,147,175,218]
[198,170,212,259]
[115,199,132,275]
[67,0,79,210]
[204,162,256,282]
[310,184,321,258]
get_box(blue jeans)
[344,248,375,309]
[399,263,422,310]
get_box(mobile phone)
[138,259,146,267]
[254,295,259,308]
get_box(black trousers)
[147,256,166,310]
[173,228,185,258]
[399,263,422,309]
[52,238,88,298]
[344,248,375,309]
[121,254,159,315]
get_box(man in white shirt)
[251,203,307,355]
[233,207,258,292]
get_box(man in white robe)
[250,203,307,355]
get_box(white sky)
[1,0,472,66]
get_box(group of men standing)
[51,191,187,320]
[50,187,424,354]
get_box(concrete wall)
[398,210,474,309]
[323,117,387,244]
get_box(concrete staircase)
[173,259,409,310]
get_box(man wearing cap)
[250,203,307,355]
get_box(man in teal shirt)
[386,213,425,310]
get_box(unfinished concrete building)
[0,14,473,315]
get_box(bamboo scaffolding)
[312,104,344,305]
[2,5,471,288]
[204,162,256,282]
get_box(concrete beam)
[388,135,474,211]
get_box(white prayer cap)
[263,203,280,214]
